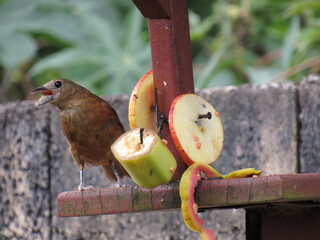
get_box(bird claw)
[78,184,94,191]
[115,181,125,188]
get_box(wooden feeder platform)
[58,174,320,217]
[57,174,320,239]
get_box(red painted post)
[132,0,195,180]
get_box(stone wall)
[1,75,319,240]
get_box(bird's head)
[31,79,78,107]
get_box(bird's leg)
[112,165,124,188]
[78,168,94,191]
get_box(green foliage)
[0,0,319,102]
[29,5,150,95]
[0,0,150,101]
[189,0,320,88]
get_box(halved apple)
[128,70,157,132]
[111,128,177,189]
[169,94,224,165]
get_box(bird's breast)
[60,110,106,159]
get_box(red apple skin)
[169,94,194,165]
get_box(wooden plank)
[246,206,320,240]
[82,190,103,215]
[132,187,153,212]
[281,173,320,200]
[260,207,320,240]
[100,188,119,214]
[57,173,320,217]
[117,186,133,213]
[57,192,73,217]
[132,0,170,19]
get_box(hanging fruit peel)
[180,162,262,240]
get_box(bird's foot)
[115,181,125,188]
[111,165,126,188]
[78,184,94,191]
[78,169,94,191]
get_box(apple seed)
[198,112,212,120]
[140,128,145,144]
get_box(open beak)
[31,86,46,93]
[31,86,54,107]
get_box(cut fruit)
[128,70,157,132]
[179,162,262,240]
[111,128,177,189]
[223,168,262,179]
[169,94,224,165]
[179,163,218,240]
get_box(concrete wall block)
[199,83,297,176]
[298,74,320,173]
[0,102,52,240]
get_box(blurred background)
[0,0,319,103]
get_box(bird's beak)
[31,86,55,107]
[31,86,46,93]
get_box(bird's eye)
[55,81,62,88]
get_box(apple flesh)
[128,70,157,132]
[111,128,177,189]
[169,94,224,165]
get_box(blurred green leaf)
[1,0,320,102]
[281,16,300,69]
[284,0,320,17]
[196,43,229,88]
[29,7,151,95]
[0,32,36,69]
[246,66,282,84]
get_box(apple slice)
[111,128,177,189]
[169,94,224,165]
[128,70,157,132]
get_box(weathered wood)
[57,174,320,217]
[132,0,170,19]
[246,206,320,240]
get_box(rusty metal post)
[132,0,195,180]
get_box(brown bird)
[32,79,128,190]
